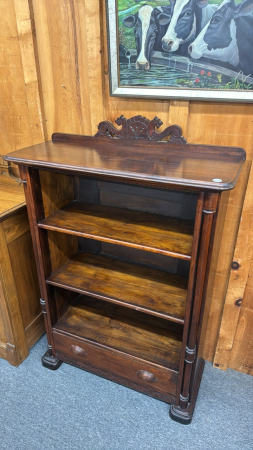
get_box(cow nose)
[188,44,193,54]
[163,38,174,47]
[136,61,150,70]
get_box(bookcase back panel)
[79,178,198,221]
[100,242,190,277]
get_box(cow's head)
[122,5,171,70]
[188,0,253,66]
[161,0,210,52]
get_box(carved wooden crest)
[95,115,187,144]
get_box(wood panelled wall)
[1,0,253,374]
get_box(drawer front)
[53,331,178,402]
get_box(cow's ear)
[234,0,253,18]
[196,0,209,8]
[122,15,137,28]
[157,13,171,26]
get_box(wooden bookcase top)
[5,132,245,192]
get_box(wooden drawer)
[53,330,178,403]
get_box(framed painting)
[106,0,253,102]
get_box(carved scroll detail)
[95,115,187,144]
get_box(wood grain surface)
[0,0,45,161]
[39,201,194,259]
[47,251,188,323]
[5,136,245,191]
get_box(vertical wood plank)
[228,307,253,375]
[32,0,104,136]
[13,0,46,143]
[0,0,41,156]
[242,263,253,311]
[168,101,189,136]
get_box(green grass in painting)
[117,0,237,13]
[176,70,253,90]
[118,1,171,12]
[224,72,253,90]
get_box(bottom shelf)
[52,295,182,403]
[53,295,183,371]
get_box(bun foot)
[169,405,193,425]
[42,349,62,370]
[170,358,205,424]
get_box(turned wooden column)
[170,192,219,423]
[19,166,61,369]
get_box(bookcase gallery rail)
[5,115,245,424]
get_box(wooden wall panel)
[214,168,253,373]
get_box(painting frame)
[106,0,253,103]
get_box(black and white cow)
[122,4,172,70]
[188,0,253,76]
[160,0,217,54]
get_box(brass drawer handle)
[137,370,157,382]
[70,345,87,356]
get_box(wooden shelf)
[38,201,194,260]
[47,252,188,323]
[53,295,183,371]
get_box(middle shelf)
[38,201,194,260]
[46,252,188,323]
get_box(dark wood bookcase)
[5,116,245,424]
